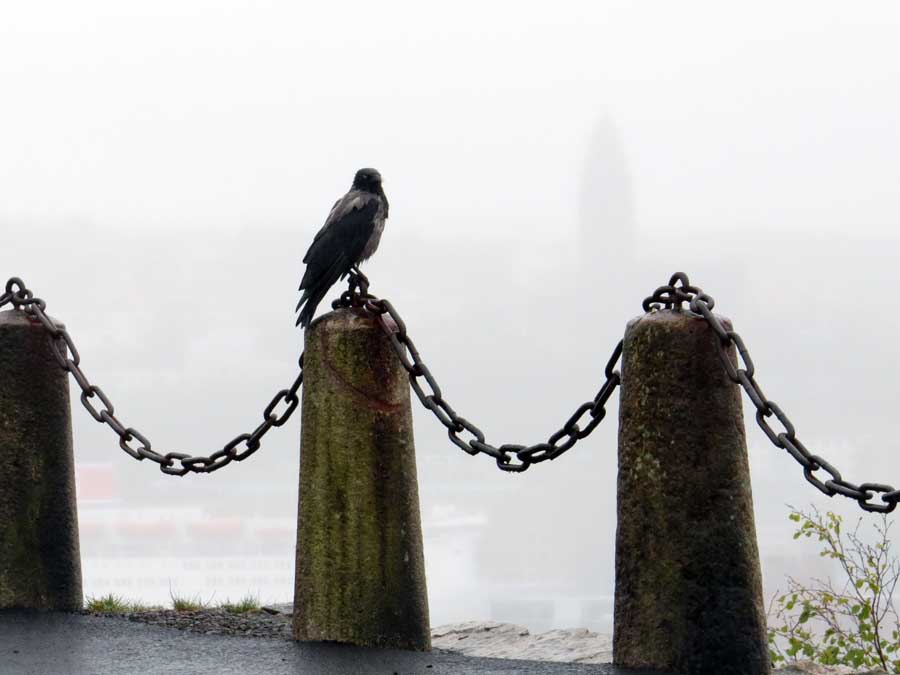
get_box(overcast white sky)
[2,1,900,632]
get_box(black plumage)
[295,168,388,328]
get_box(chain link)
[334,283,622,473]
[0,277,303,476]
[643,272,898,514]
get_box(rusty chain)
[7,269,897,502]
[334,280,623,473]
[0,277,303,476]
[643,272,898,514]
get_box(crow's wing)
[306,196,346,253]
[299,194,379,290]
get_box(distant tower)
[578,115,637,284]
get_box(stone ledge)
[260,610,888,674]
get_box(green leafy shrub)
[768,505,900,672]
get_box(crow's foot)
[351,265,369,285]
[346,267,371,306]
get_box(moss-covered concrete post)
[293,307,430,650]
[614,310,769,675]
[0,310,82,610]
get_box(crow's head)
[352,168,383,193]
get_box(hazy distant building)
[578,115,637,282]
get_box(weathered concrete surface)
[432,621,613,663]
[429,622,885,674]
[293,307,430,650]
[3,612,882,674]
[777,664,886,675]
[614,310,768,675]
[0,610,665,675]
[0,310,82,610]
[264,612,885,672]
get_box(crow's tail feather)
[296,255,349,329]
[295,284,331,328]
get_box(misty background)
[2,1,900,632]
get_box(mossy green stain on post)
[613,310,769,675]
[293,308,430,650]
[0,311,82,610]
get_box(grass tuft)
[169,589,208,612]
[88,589,264,614]
[85,593,130,613]
[220,593,261,614]
[85,594,159,613]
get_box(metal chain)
[18,267,880,495]
[335,285,623,473]
[1,277,303,476]
[643,272,898,514]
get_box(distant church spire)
[578,115,637,280]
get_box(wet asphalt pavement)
[0,610,664,675]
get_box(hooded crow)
[295,168,388,328]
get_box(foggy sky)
[2,1,900,631]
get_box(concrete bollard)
[614,310,769,675]
[293,307,430,650]
[0,310,82,610]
